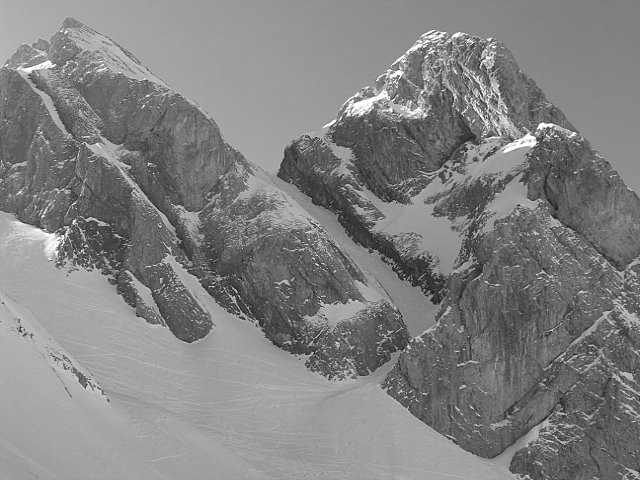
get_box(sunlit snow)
[317,132,539,275]
[0,212,515,479]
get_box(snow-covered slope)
[0,214,254,480]
[0,211,514,478]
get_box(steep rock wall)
[0,19,408,376]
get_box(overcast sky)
[2,0,639,188]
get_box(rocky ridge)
[279,30,574,301]
[0,18,408,378]
[281,31,640,478]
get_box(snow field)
[0,212,514,479]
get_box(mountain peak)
[291,29,575,212]
[0,18,409,380]
[353,28,576,140]
[412,29,483,47]
[61,16,86,29]
[47,18,166,86]
[4,17,162,86]
[407,29,502,51]
[280,26,640,480]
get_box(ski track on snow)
[0,212,514,479]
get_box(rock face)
[198,164,409,378]
[0,18,408,377]
[280,31,640,478]
[279,31,574,301]
[508,307,640,480]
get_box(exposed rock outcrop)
[383,200,622,455]
[199,162,410,378]
[527,124,640,269]
[1,19,214,342]
[279,31,574,301]
[376,67,640,480]
[0,18,408,377]
[280,30,640,478]
[509,307,640,480]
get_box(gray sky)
[2,0,639,188]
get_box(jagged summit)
[279,29,576,303]
[61,16,85,28]
[4,17,164,87]
[0,19,408,377]
[280,28,640,480]
[338,29,574,141]
[55,17,165,86]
